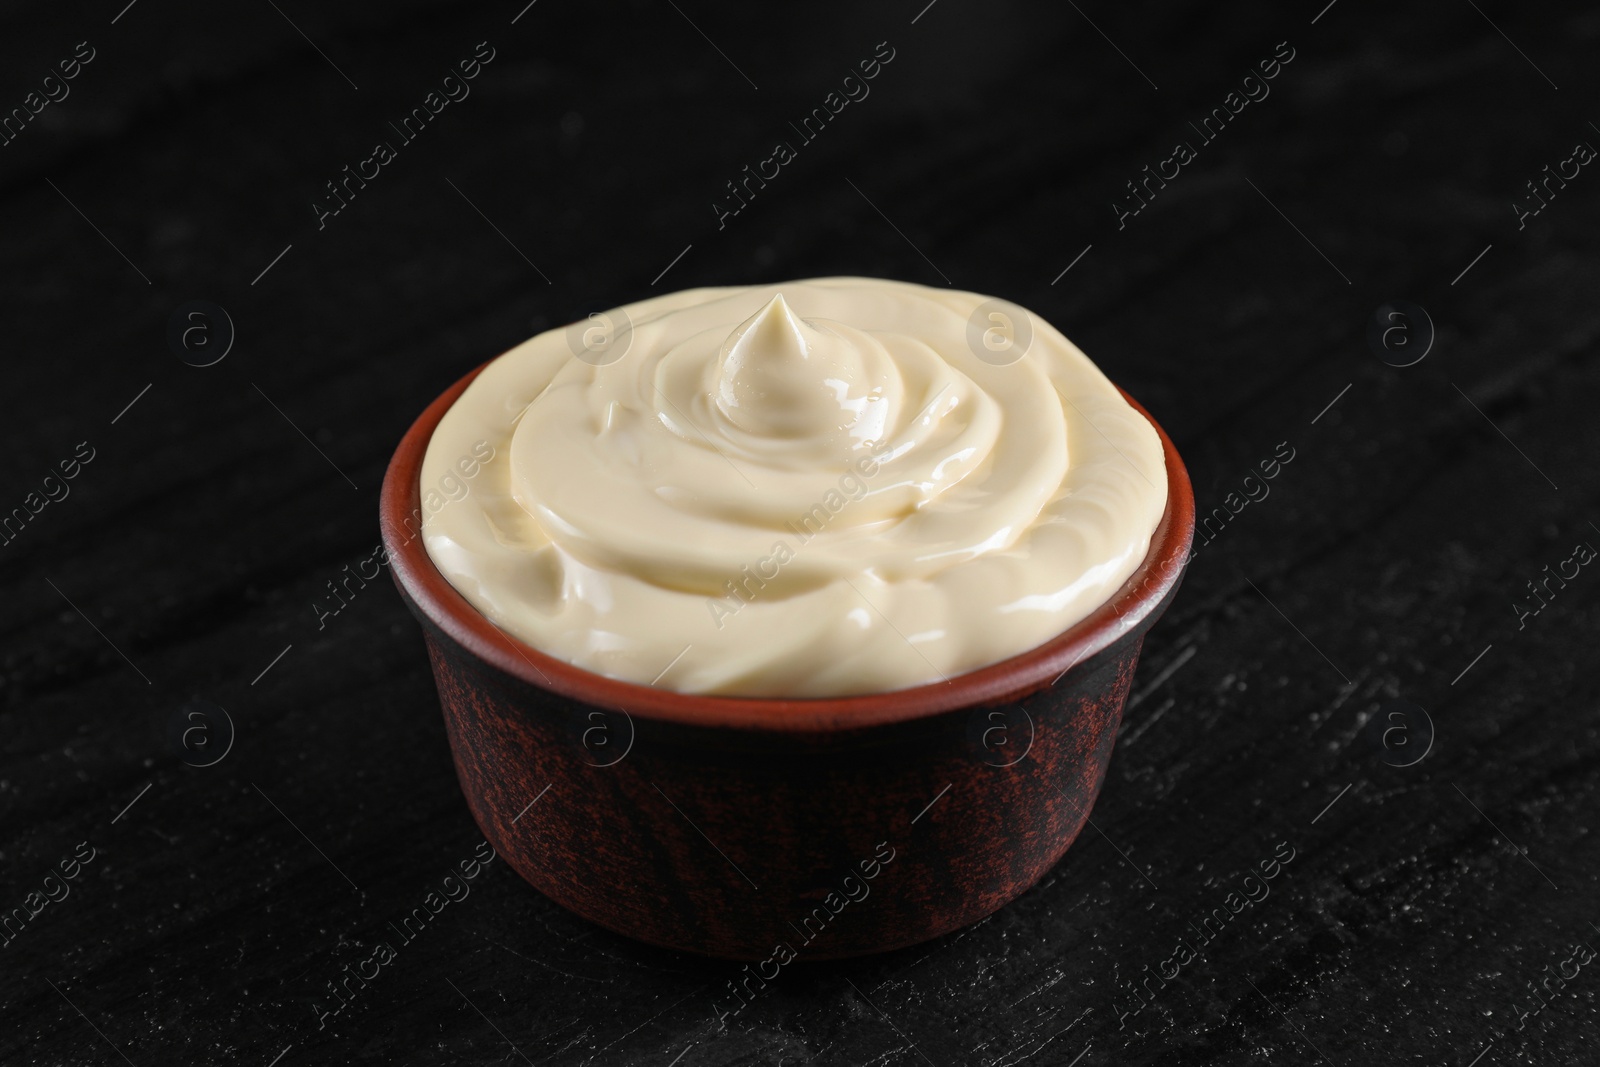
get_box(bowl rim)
[381,359,1194,733]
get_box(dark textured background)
[3,1,1598,1063]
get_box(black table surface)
[4,1,1597,1064]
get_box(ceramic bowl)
[381,362,1193,960]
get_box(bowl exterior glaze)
[382,362,1193,961]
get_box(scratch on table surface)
[547,1025,595,1059]
[1119,695,1176,749]
[579,982,714,1065]
[974,994,1066,1054]
[534,910,596,945]
[776,1038,838,1065]
[884,912,1000,978]
[1309,668,1378,736]
[575,937,702,977]
[989,1005,1093,1067]
[861,1043,919,1066]
[940,913,997,950]
[479,934,609,984]
[516,1015,583,1053]
[1007,967,1069,1009]
[1125,644,1198,713]
[974,952,1008,985]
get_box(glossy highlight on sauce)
[420,278,1167,696]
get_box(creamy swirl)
[421,278,1167,697]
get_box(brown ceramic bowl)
[381,361,1193,961]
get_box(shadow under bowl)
[381,361,1194,961]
